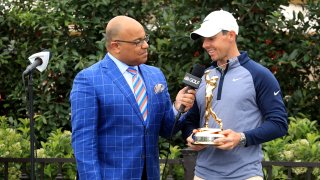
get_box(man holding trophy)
[181,10,288,180]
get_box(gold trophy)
[192,69,224,145]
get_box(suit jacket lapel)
[102,55,145,122]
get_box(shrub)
[37,128,76,179]
[1,0,319,139]
[263,113,320,179]
[0,116,75,179]
[0,116,29,179]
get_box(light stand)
[22,50,51,180]
[26,71,36,180]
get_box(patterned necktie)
[127,67,148,121]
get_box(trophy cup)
[192,70,224,145]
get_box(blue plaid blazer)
[70,54,180,179]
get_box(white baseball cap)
[190,10,239,40]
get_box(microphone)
[162,64,205,180]
[23,50,52,76]
[178,64,206,113]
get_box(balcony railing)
[1,149,319,180]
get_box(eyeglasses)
[114,35,149,47]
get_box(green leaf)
[288,49,299,61]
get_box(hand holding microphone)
[174,64,206,113]
[175,87,196,112]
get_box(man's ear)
[228,31,237,42]
[110,41,121,54]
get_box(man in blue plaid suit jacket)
[70,16,196,179]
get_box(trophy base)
[192,128,223,145]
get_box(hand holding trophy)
[192,69,224,145]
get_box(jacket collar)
[210,51,250,71]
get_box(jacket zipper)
[217,64,229,100]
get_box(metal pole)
[27,73,35,180]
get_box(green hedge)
[1,114,319,179]
[263,113,320,179]
[0,116,75,179]
[0,0,319,153]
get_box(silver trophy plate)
[192,128,224,145]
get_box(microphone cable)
[161,108,183,180]
[161,64,205,180]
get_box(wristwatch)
[239,132,247,147]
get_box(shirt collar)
[108,52,138,74]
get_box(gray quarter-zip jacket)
[181,51,288,179]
